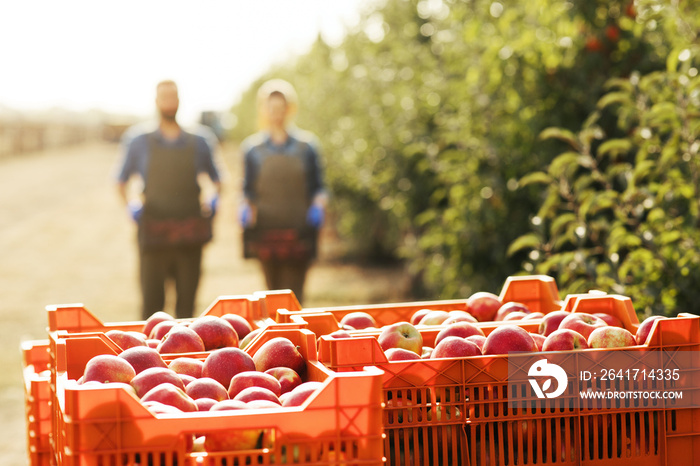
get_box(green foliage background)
[230,0,700,313]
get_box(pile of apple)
[75,315,325,452]
[102,311,266,354]
[326,292,668,359]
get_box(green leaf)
[506,233,540,257]
[597,92,633,109]
[551,213,577,237]
[519,171,553,187]
[604,78,634,93]
[598,139,633,158]
[539,127,580,150]
[549,152,581,178]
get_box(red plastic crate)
[22,339,54,466]
[317,294,700,466]
[49,328,384,466]
[275,275,563,337]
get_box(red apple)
[228,371,282,399]
[194,397,218,412]
[264,367,302,394]
[418,310,451,326]
[385,348,422,361]
[593,313,624,328]
[83,354,136,384]
[410,309,433,325]
[538,310,571,336]
[559,313,607,340]
[378,322,423,355]
[143,400,183,415]
[186,377,228,401]
[157,325,206,354]
[232,386,280,404]
[339,311,378,330]
[205,401,261,451]
[636,315,667,346]
[220,313,254,340]
[522,312,545,321]
[434,322,485,346]
[421,346,434,359]
[143,311,174,337]
[281,381,325,407]
[443,311,478,324]
[178,374,196,387]
[587,327,636,349]
[141,383,197,412]
[210,399,248,411]
[130,366,186,398]
[482,325,538,355]
[239,328,262,350]
[530,333,546,351]
[149,320,180,340]
[495,302,531,321]
[168,357,204,378]
[467,292,502,322]
[327,329,352,339]
[118,346,167,374]
[465,335,487,351]
[189,316,239,350]
[246,399,281,409]
[503,311,528,321]
[252,337,306,375]
[541,329,588,352]
[431,336,481,359]
[146,339,160,349]
[106,330,147,350]
[202,347,256,389]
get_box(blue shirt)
[116,125,220,184]
[242,129,325,202]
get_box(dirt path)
[0,141,407,465]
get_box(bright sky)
[0,0,373,124]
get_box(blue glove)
[128,200,143,222]
[209,195,219,216]
[306,204,325,228]
[239,204,252,227]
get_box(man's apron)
[244,143,317,260]
[138,132,212,250]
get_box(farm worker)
[116,80,221,319]
[239,79,327,303]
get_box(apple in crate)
[239,328,262,349]
[189,315,238,350]
[443,311,478,325]
[141,383,197,412]
[221,313,254,339]
[482,325,538,355]
[185,377,228,401]
[593,312,624,328]
[541,329,588,352]
[202,347,256,388]
[385,348,422,361]
[83,354,136,384]
[494,302,530,321]
[157,325,206,354]
[168,357,204,378]
[194,398,218,412]
[233,386,281,404]
[131,366,185,397]
[252,337,306,375]
[378,322,423,355]
[264,367,302,394]
[410,309,432,325]
[587,327,637,348]
[503,312,528,321]
[466,335,487,351]
[467,292,502,322]
[327,329,352,339]
[206,400,262,451]
[281,381,324,407]
[340,311,378,330]
[419,310,451,326]
[106,329,147,350]
[118,346,167,374]
[229,371,282,398]
[530,333,546,350]
[559,313,607,340]
[523,312,545,321]
[636,315,667,345]
[149,320,179,340]
[143,310,175,337]
[431,336,481,359]
[434,322,484,346]
[538,310,570,337]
